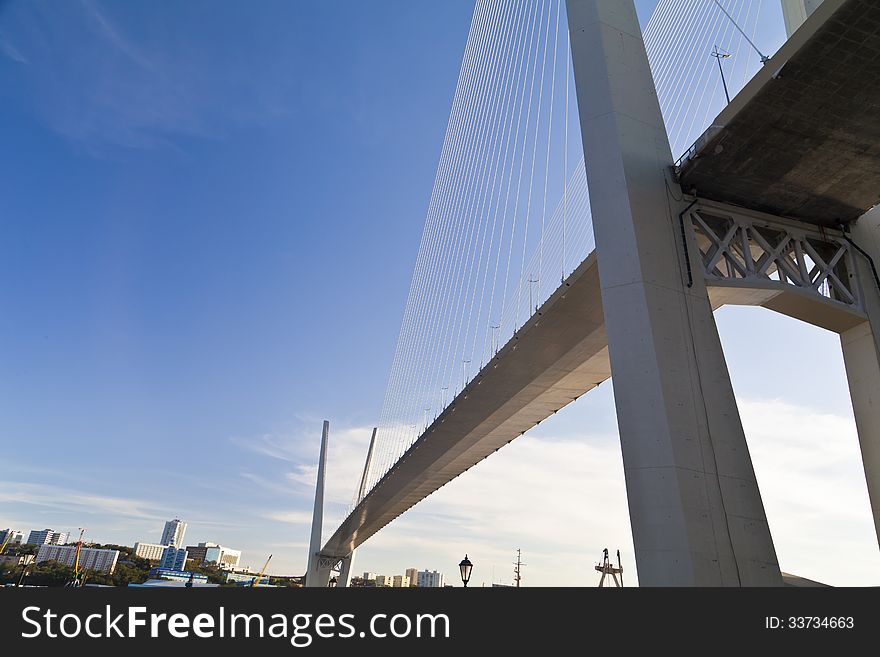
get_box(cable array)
[356,0,770,499]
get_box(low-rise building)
[147,568,207,584]
[35,545,119,574]
[374,575,392,587]
[362,571,377,582]
[133,542,167,561]
[224,571,273,586]
[392,575,410,588]
[185,542,240,570]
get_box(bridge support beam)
[567,0,782,585]
[337,427,377,587]
[840,208,880,546]
[338,554,355,588]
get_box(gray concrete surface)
[678,0,880,226]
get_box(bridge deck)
[676,0,880,226]
[321,252,610,558]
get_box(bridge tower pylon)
[567,0,782,586]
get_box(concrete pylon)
[305,420,331,587]
[840,207,880,547]
[781,0,825,37]
[338,427,377,587]
[566,0,782,585]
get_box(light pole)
[711,45,732,104]
[458,555,473,588]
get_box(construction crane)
[0,533,13,554]
[252,554,272,587]
[65,528,85,588]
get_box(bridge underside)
[677,0,880,226]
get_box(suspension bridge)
[305,0,880,586]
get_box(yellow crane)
[0,533,13,554]
[66,528,85,588]
[252,554,272,587]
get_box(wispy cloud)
[0,481,165,522]
[0,0,292,152]
[0,36,27,63]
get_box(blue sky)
[1,0,877,586]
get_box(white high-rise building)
[160,519,187,548]
[133,542,168,561]
[416,570,444,588]
[36,545,119,574]
[26,529,69,546]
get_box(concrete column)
[840,208,880,546]
[337,427,377,588]
[781,0,825,37]
[305,420,330,587]
[566,0,781,585]
[338,554,355,588]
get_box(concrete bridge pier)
[840,208,880,546]
[567,0,782,585]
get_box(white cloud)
[355,429,634,587]
[741,399,879,586]
[0,481,164,522]
[292,398,879,587]
[265,511,312,526]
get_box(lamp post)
[458,555,473,588]
[710,44,732,104]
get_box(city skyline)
[1,0,878,587]
[2,517,456,583]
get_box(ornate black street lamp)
[458,555,473,587]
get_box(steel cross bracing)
[687,202,862,312]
